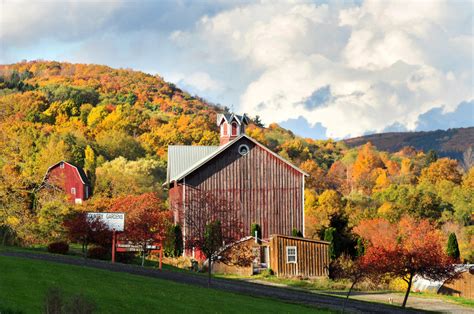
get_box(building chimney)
[217,113,249,145]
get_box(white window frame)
[71,187,76,195]
[286,246,297,264]
[238,144,250,156]
[60,162,65,169]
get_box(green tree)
[446,232,460,261]
[324,227,336,260]
[251,223,262,242]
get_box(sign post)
[87,212,125,264]
[112,230,116,263]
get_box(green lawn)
[0,256,333,314]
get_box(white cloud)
[170,71,223,93]
[2,0,472,138]
[172,0,473,138]
[0,0,124,46]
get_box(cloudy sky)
[1,0,473,139]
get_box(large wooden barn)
[166,113,329,276]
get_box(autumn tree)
[184,190,244,286]
[352,143,384,194]
[110,193,172,266]
[83,145,96,189]
[355,217,455,308]
[300,159,330,193]
[419,158,463,185]
[95,157,164,197]
[305,189,345,238]
[64,212,112,257]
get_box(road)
[0,251,454,313]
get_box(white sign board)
[87,212,125,232]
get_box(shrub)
[292,228,303,237]
[47,241,69,255]
[87,246,109,260]
[164,224,183,257]
[116,252,135,264]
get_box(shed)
[269,234,330,278]
[412,264,474,299]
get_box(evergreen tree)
[292,228,303,237]
[173,224,183,256]
[324,227,336,260]
[253,115,264,127]
[446,232,460,261]
[251,223,261,244]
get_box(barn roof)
[217,113,249,126]
[166,135,308,185]
[167,145,219,183]
[43,161,90,185]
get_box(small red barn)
[40,161,91,204]
[166,113,308,258]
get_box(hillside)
[344,128,474,163]
[0,61,472,263]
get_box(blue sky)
[1,0,472,139]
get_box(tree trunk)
[208,257,212,288]
[402,273,413,308]
[343,279,357,313]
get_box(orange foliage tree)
[351,143,384,194]
[355,217,455,308]
[420,158,463,185]
[110,193,172,266]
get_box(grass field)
[0,256,333,314]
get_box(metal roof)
[167,145,219,183]
[217,113,249,126]
[166,135,308,185]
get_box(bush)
[164,224,183,257]
[116,252,135,264]
[87,246,109,260]
[47,241,69,255]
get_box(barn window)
[60,162,64,169]
[231,122,238,136]
[286,246,297,263]
[238,144,249,156]
[71,187,76,195]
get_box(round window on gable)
[238,144,250,156]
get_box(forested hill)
[344,128,474,163]
[1,61,473,261]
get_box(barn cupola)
[217,113,249,145]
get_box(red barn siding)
[169,184,183,224]
[180,137,304,240]
[44,162,90,203]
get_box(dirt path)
[0,251,448,314]
[322,291,473,314]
